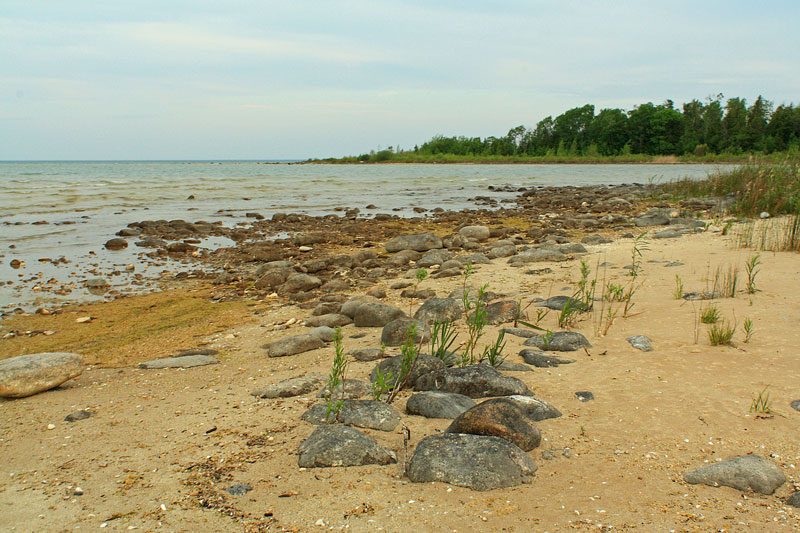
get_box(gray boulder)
[318,379,372,400]
[502,395,562,421]
[370,354,446,389]
[405,391,476,419]
[627,335,653,352]
[138,355,219,369]
[456,253,492,265]
[483,300,518,325]
[251,374,325,398]
[459,225,490,242]
[380,318,431,347]
[0,352,83,398]
[523,331,591,352]
[508,249,567,265]
[415,364,529,398]
[385,233,443,253]
[353,302,406,327]
[446,398,542,451]
[348,348,385,362]
[634,214,669,226]
[653,229,683,239]
[417,249,453,267]
[281,273,322,294]
[301,400,401,431]
[488,245,517,259]
[340,295,380,318]
[407,433,537,491]
[308,326,337,342]
[265,333,325,357]
[519,349,576,367]
[305,314,352,328]
[413,298,463,324]
[684,455,786,495]
[297,425,397,468]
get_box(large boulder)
[523,331,591,352]
[251,374,325,399]
[483,300,519,325]
[380,318,431,346]
[414,364,529,398]
[370,354,446,390]
[502,395,562,421]
[413,298,463,324]
[458,226,490,242]
[405,391,476,419]
[297,425,397,468]
[0,352,84,398]
[305,314,352,328]
[684,455,786,495]
[265,334,325,357]
[385,233,443,253]
[446,398,542,451]
[508,249,567,265]
[406,433,537,491]
[280,273,322,294]
[353,302,406,327]
[301,400,401,431]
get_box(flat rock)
[138,355,219,369]
[446,398,542,451]
[413,298,463,324]
[684,455,786,495]
[414,364,529,398]
[353,302,406,327]
[627,335,653,351]
[370,354,446,390]
[348,348,385,362]
[251,374,325,398]
[405,391,476,419]
[537,295,587,311]
[265,333,325,357]
[64,410,93,422]
[305,314,352,328]
[653,229,683,239]
[407,433,537,491]
[385,233,443,253]
[502,327,537,339]
[523,331,591,352]
[318,379,372,400]
[302,400,401,431]
[634,214,669,226]
[503,395,562,421]
[519,349,576,367]
[297,425,397,468]
[380,318,431,347]
[495,360,533,372]
[0,352,84,398]
[417,249,454,267]
[508,249,567,265]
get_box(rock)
[487,245,517,259]
[502,327,537,339]
[380,318,431,347]
[104,238,128,250]
[386,249,421,267]
[137,355,219,369]
[308,326,337,342]
[494,360,533,372]
[503,395,562,421]
[415,364,529,398]
[312,302,342,316]
[400,288,437,300]
[523,331,591,352]
[226,483,252,496]
[265,334,325,357]
[459,226,490,242]
[456,253,492,265]
[85,278,108,289]
[64,410,93,422]
[353,302,406,327]
[684,455,786,495]
[413,298,463,324]
[305,314,352,328]
[556,243,587,254]
[627,335,653,351]
[791,399,800,412]
[366,286,386,298]
[370,354,446,389]
[175,348,218,357]
[385,233,443,253]
[281,273,322,294]
[508,249,567,265]
[405,391,476,419]
[447,398,542,451]
[575,391,594,402]
[483,300,518,325]
[251,374,325,398]
[318,379,372,400]
[340,296,380,318]
[653,229,683,239]
[581,235,612,245]
[348,348,385,362]
[0,352,83,398]
[302,399,401,431]
[417,249,453,267]
[787,492,800,508]
[407,433,537,491]
[432,267,462,279]
[634,214,669,226]
[297,425,397,468]
[519,350,576,367]
[537,295,588,311]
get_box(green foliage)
[708,320,736,346]
[430,320,458,365]
[700,305,721,324]
[373,324,422,404]
[325,328,348,422]
[743,317,754,343]
[481,330,506,368]
[673,274,684,299]
[749,386,772,414]
[460,284,488,366]
[745,254,761,294]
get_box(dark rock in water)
[317,379,371,400]
[104,238,128,250]
[406,433,537,491]
[226,483,252,496]
[503,395,562,421]
[0,352,84,398]
[302,400,401,431]
[380,318,430,347]
[537,295,588,311]
[348,348,385,362]
[370,354,446,389]
[138,355,219,369]
[415,364,529,398]
[405,391,476,419]
[116,228,141,237]
[251,374,325,399]
[353,302,406,327]
[297,425,397,468]
[482,300,519,325]
[135,236,167,248]
[414,298,463,324]
[575,391,594,402]
[684,455,786,495]
[385,233,443,253]
[787,491,800,508]
[523,331,591,352]
[166,242,197,254]
[305,313,352,328]
[519,349,575,367]
[446,398,542,451]
[64,410,93,422]
[265,334,325,357]
[627,335,653,352]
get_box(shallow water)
[0,161,732,312]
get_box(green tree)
[587,108,628,155]
[746,95,772,152]
[722,97,748,152]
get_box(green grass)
[700,304,721,324]
[749,387,772,414]
[708,320,736,346]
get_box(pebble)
[47,424,56,430]
[75,316,93,323]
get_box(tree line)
[403,95,800,159]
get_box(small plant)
[743,317,754,343]
[749,386,772,414]
[374,324,422,404]
[371,366,394,401]
[700,304,721,324]
[708,320,736,346]
[557,297,581,329]
[430,319,458,365]
[623,231,649,316]
[744,254,761,294]
[325,327,348,422]
[541,329,554,350]
[409,267,429,315]
[461,283,488,366]
[673,275,684,299]
[481,330,506,367]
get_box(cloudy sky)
[2,0,798,160]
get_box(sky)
[2,0,799,160]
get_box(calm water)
[0,161,732,312]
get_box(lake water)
[0,161,732,313]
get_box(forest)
[323,95,800,163]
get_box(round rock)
[0,352,84,398]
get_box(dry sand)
[1,224,799,532]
